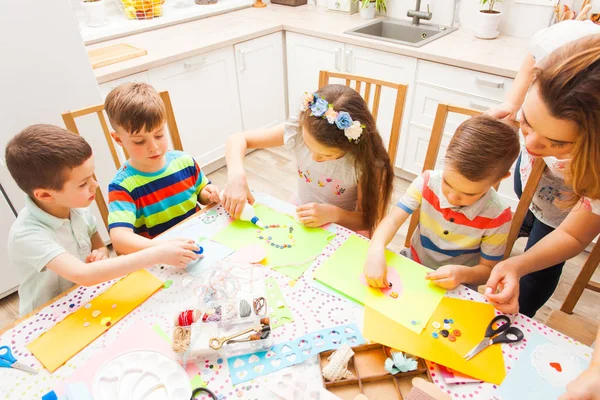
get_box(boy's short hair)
[446,115,520,182]
[104,82,166,135]
[5,124,93,196]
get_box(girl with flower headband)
[222,84,394,235]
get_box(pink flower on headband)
[301,93,314,111]
[324,107,338,124]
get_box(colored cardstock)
[314,234,446,334]
[265,278,294,329]
[227,323,365,385]
[363,297,506,385]
[212,204,334,280]
[497,333,588,399]
[28,270,164,372]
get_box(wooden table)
[0,193,592,400]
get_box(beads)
[256,223,295,249]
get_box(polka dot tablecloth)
[0,193,592,400]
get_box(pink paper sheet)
[54,322,175,395]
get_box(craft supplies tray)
[319,344,431,400]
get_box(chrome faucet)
[407,0,432,25]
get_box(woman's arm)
[487,54,536,120]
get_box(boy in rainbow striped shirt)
[364,116,520,290]
[106,83,220,255]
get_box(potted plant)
[81,0,107,27]
[354,0,387,20]
[475,0,503,39]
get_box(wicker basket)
[115,0,166,20]
[270,0,306,6]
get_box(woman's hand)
[486,102,520,121]
[484,259,521,314]
[296,203,337,227]
[222,174,255,219]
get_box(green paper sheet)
[265,278,294,329]
[211,204,334,280]
[313,235,446,334]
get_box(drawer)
[327,0,357,13]
[402,123,451,175]
[417,60,513,103]
[410,83,500,134]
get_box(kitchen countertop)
[88,4,530,83]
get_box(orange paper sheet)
[364,297,506,385]
[27,270,163,372]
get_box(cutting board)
[88,43,147,69]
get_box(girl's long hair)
[535,34,600,204]
[299,84,394,233]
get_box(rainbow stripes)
[397,170,512,269]
[108,151,208,238]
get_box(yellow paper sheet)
[27,270,163,372]
[364,297,506,385]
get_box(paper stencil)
[498,333,588,399]
[265,278,294,329]
[212,204,334,280]
[227,323,365,385]
[314,234,446,334]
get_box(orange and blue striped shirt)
[397,170,512,269]
[108,151,209,238]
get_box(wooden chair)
[317,71,408,167]
[545,309,599,346]
[502,156,600,315]
[404,104,480,248]
[61,91,184,229]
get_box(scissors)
[0,346,38,375]
[463,315,524,361]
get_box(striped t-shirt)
[108,151,209,238]
[397,170,512,269]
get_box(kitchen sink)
[346,18,457,48]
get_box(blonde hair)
[535,34,600,203]
[104,82,166,134]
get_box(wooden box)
[319,344,432,400]
[270,0,307,6]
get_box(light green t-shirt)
[7,196,97,316]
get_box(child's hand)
[85,248,110,263]
[223,174,255,219]
[202,184,221,204]
[152,239,199,268]
[296,203,337,227]
[425,265,465,290]
[363,246,389,288]
[559,363,600,400]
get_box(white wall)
[0,0,110,238]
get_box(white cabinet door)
[99,71,150,99]
[346,45,417,168]
[0,187,19,299]
[148,47,243,167]
[235,33,286,131]
[286,32,345,116]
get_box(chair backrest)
[61,90,184,229]
[317,70,408,167]
[404,104,481,248]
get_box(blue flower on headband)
[335,111,353,130]
[310,98,329,117]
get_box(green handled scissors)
[0,346,38,375]
[463,315,524,361]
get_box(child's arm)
[425,258,497,290]
[487,54,536,120]
[486,204,600,313]
[110,227,157,254]
[46,239,199,286]
[560,327,600,400]
[364,207,412,287]
[224,124,285,218]
[87,232,110,263]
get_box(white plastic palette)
[92,350,191,400]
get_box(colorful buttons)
[411,320,417,325]
[443,323,451,330]
[432,332,439,339]
[390,292,398,299]
[432,321,441,329]
[448,334,456,342]
[453,329,461,337]
[443,319,450,324]
[440,329,449,337]
[448,319,455,324]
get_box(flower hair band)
[300,93,365,143]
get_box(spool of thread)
[175,309,200,327]
[239,299,252,318]
[172,326,192,353]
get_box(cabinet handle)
[236,49,246,72]
[469,101,489,111]
[345,49,353,73]
[334,48,342,71]
[183,58,206,69]
[475,76,504,89]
